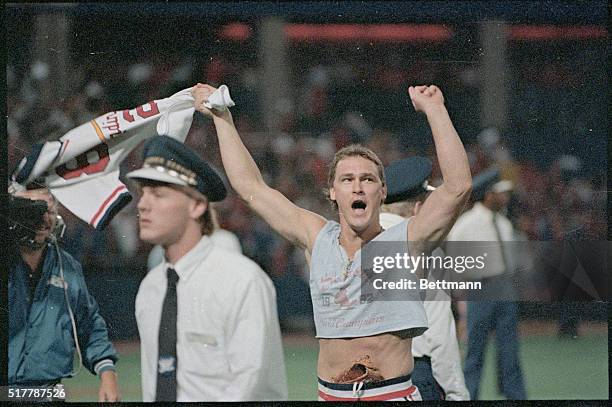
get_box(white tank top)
[310,219,428,338]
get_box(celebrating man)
[193,83,471,401]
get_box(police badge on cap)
[127,136,227,202]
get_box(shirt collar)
[163,235,213,282]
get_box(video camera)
[7,195,49,244]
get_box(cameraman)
[8,186,120,402]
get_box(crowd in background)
[7,35,607,332]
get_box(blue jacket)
[9,243,118,385]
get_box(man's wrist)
[213,111,235,127]
[424,104,447,117]
[99,369,117,380]
[94,359,116,376]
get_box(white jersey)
[11,86,235,230]
[12,87,195,229]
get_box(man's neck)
[163,230,203,265]
[20,245,46,272]
[338,219,383,259]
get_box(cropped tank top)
[310,218,428,338]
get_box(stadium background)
[6,2,607,401]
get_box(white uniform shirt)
[209,228,243,254]
[446,202,516,278]
[135,235,288,401]
[147,228,243,270]
[380,212,470,400]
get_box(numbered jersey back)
[12,88,196,229]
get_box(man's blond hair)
[179,185,216,236]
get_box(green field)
[63,332,608,401]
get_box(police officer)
[380,157,470,401]
[446,168,527,400]
[127,136,287,401]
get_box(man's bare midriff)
[317,330,415,381]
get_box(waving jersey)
[12,88,196,229]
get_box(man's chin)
[139,232,160,245]
[346,217,371,233]
[34,230,51,243]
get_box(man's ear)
[329,187,336,202]
[381,184,387,204]
[190,199,208,220]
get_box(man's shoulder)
[209,246,273,286]
[379,212,406,229]
[56,245,80,264]
[447,208,479,240]
[138,262,165,290]
[142,261,165,279]
[211,229,242,252]
[455,206,484,226]
[53,245,84,276]
[459,204,481,218]
[210,246,263,273]
[312,219,339,245]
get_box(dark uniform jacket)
[9,243,117,385]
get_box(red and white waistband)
[317,374,421,401]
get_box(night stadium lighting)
[220,22,607,42]
[221,23,453,42]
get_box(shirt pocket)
[180,329,230,376]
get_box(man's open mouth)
[351,200,367,214]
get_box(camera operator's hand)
[13,188,57,212]
[13,188,58,246]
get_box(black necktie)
[156,267,179,401]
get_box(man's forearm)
[425,106,471,194]
[212,114,267,198]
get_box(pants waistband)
[318,373,412,391]
[318,374,420,401]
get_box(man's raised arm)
[192,84,326,251]
[407,85,472,244]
